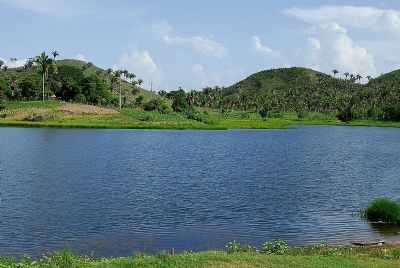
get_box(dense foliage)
[0,54,147,108]
[172,67,400,122]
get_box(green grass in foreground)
[3,246,400,268]
[1,101,400,130]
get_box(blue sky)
[1,0,400,90]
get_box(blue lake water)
[0,126,400,257]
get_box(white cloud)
[285,5,400,35]
[305,23,377,76]
[252,36,275,56]
[284,6,379,76]
[153,22,227,58]
[75,54,88,62]
[116,50,162,89]
[163,35,226,58]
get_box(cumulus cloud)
[252,36,275,56]
[306,23,377,76]
[116,50,162,89]
[284,5,379,76]
[153,22,227,58]
[285,5,400,35]
[163,35,226,58]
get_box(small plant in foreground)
[225,241,242,254]
[262,240,289,255]
[362,198,400,224]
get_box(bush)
[143,99,172,114]
[261,240,289,255]
[362,198,400,224]
[185,108,212,124]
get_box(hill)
[224,67,331,95]
[0,59,156,105]
[368,69,400,87]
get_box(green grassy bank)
[1,101,400,130]
[4,246,400,268]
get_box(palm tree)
[52,50,59,60]
[138,79,143,86]
[332,69,339,77]
[344,72,350,80]
[366,75,372,82]
[112,70,123,109]
[35,52,53,102]
[0,60,3,69]
[356,74,363,82]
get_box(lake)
[0,126,400,257]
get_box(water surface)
[0,126,399,256]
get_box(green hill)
[0,59,156,104]
[224,67,331,95]
[368,69,400,87]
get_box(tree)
[344,72,350,80]
[112,70,123,109]
[332,69,339,77]
[0,60,3,69]
[52,50,59,60]
[35,52,53,102]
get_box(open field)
[3,246,400,268]
[1,101,400,130]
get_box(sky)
[1,0,400,90]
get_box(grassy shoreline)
[1,101,400,130]
[4,246,400,268]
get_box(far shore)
[1,101,400,130]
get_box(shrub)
[261,240,289,255]
[143,98,172,114]
[362,198,400,224]
[185,108,212,124]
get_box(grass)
[1,101,400,130]
[362,199,400,224]
[3,246,400,268]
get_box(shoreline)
[1,119,400,130]
[3,245,400,267]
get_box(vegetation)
[0,52,154,108]
[2,244,400,268]
[3,53,400,129]
[362,199,400,224]
[180,67,400,124]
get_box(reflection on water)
[0,126,400,257]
